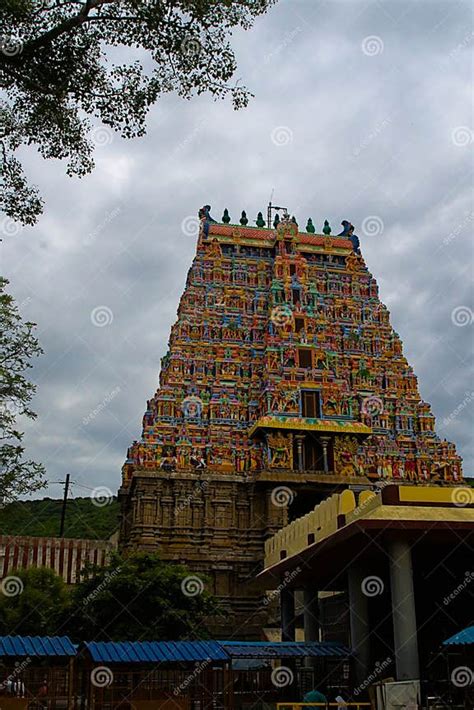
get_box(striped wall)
[0,535,116,584]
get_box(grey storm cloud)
[2,0,473,498]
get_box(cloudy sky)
[2,0,473,501]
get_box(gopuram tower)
[118,205,463,638]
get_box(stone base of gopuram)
[118,468,368,638]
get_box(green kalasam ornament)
[273,214,280,229]
[323,220,331,235]
[256,211,265,228]
[240,210,248,226]
[306,218,315,234]
[222,208,231,224]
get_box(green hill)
[0,497,119,540]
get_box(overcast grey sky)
[2,0,473,499]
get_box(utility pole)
[59,473,70,537]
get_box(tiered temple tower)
[118,206,463,637]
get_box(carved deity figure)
[333,436,360,477]
[267,432,293,469]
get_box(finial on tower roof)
[240,210,248,226]
[323,220,331,235]
[306,218,315,234]
[273,213,280,229]
[222,208,231,224]
[256,212,266,228]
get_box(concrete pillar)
[347,566,371,684]
[388,538,420,680]
[303,586,320,641]
[281,588,296,642]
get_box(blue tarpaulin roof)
[0,636,76,658]
[443,626,474,646]
[84,640,229,664]
[221,641,350,658]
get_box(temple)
[118,206,463,637]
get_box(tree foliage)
[0,553,218,640]
[0,567,69,636]
[0,0,276,225]
[0,496,119,539]
[0,278,45,501]
[66,551,218,641]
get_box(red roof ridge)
[207,223,352,248]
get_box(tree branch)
[0,0,117,63]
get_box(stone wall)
[119,470,286,638]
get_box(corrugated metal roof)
[0,637,351,661]
[221,641,351,659]
[0,636,76,657]
[443,626,474,646]
[84,640,229,664]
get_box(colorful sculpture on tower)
[122,207,463,487]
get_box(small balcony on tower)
[248,412,372,478]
